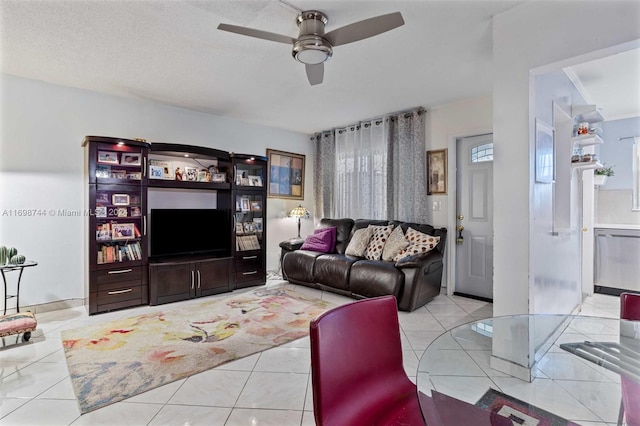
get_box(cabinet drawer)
[97,266,143,285]
[235,269,265,283]
[235,253,263,271]
[97,284,142,306]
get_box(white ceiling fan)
[217,10,405,86]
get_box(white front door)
[455,134,494,300]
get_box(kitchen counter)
[595,223,640,231]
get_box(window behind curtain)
[334,121,388,219]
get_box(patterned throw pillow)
[345,227,374,257]
[382,226,410,262]
[364,225,394,261]
[393,227,441,262]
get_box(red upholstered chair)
[309,295,425,425]
[619,292,640,426]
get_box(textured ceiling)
[1,0,636,135]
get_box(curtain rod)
[618,136,639,141]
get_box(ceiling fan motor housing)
[293,11,333,65]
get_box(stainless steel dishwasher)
[594,227,640,295]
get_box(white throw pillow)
[382,226,410,262]
[345,227,373,257]
[364,225,394,261]
[393,227,441,262]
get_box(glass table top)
[417,314,640,425]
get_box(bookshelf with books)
[232,154,267,289]
[83,136,149,314]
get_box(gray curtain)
[388,108,430,223]
[313,131,335,219]
[313,107,428,222]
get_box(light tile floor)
[0,280,621,426]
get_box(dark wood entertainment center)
[83,136,267,315]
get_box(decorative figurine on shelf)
[175,167,183,181]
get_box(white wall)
[493,1,640,316]
[0,74,312,308]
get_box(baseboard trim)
[4,298,85,315]
[453,292,493,303]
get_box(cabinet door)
[92,183,147,270]
[195,258,232,297]
[149,262,194,305]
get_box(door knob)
[457,214,464,220]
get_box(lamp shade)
[288,205,310,219]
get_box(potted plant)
[594,164,614,186]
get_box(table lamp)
[288,205,310,239]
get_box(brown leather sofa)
[282,218,447,311]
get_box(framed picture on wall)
[535,119,554,183]
[266,149,305,200]
[427,149,447,195]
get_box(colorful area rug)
[476,389,576,426]
[61,287,333,414]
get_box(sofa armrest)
[394,250,442,272]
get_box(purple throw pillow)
[301,227,336,253]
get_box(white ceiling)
[1,1,637,135]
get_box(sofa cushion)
[364,225,394,261]
[301,227,336,253]
[313,254,359,291]
[319,218,355,254]
[345,227,373,257]
[349,260,404,299]
[282,250,324,283]
[394,227,441,262]
[382,226,410,262]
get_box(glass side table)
[1,261,38,315]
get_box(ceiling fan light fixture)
[293,36,333,65]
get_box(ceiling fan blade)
[217,23,296,45]
[324,12,404,47]
[306,63,324,86]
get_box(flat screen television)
[150,208,231,259]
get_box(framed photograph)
[250,201,262,211]
[112,194,130,206]
[126,172,141,180]
[117,207,128,217]
[235,222,244,235]
[96,165,111,179]
[427,149,447,195]
[535,119,554,183]
[129,195,140,205]
[248,175,263,187]
[120,153,141,166]
[98,151,119,164]
[130,206,142,217]
[96,224,111,241]
[95,206,107,218]
[212,173,226,183]
[149,165,164,179]
[197,170,210,182]
[243,222,255,234]
[96,193,109,204]
[185,167,198,181]
[148,159,174,180]
[266,149,305,200]
[254,218,263,232]
[112,223,135,240]
[111,169,126,179]
[241,197,250,212]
